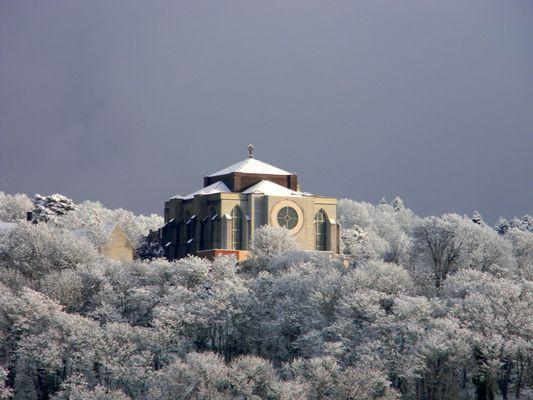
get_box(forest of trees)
[0,191,531,400]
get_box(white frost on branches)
[0,192,532,400]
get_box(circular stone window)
[276,206,299,230]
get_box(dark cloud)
[1,0,532,223]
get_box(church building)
[162,146,338,261]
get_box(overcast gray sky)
[1,0,532,223]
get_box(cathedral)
[162,146,339,261]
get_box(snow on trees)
[54,200,163,247]
[506,228,533,280]
[444,270,533,399]
[413,214,516,290]
[510,215,533,233]
[249,225,298,268]
[391,196,405,212]
[0,192,32,222]
[31,194,76,222]
[0,366,12,400]
[136,233,164,261]
[338,199,416,265]
[287,356,399,400]
[0,221,98,280]
[0,192,532,400]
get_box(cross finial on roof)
[248,144,254,158]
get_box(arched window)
[187,215,195,240]
[200,216,209,251]
[208,207,218,249]
[182,211,190,246]
[314,210,327,251]
[185,212,196,254]
[231,206,243,250]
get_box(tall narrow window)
[231,206,243,250]
[182,212,190,247]
[314,210,327,251]
[187,215,195,242]
[208,207,217,249]
[200,216,209,251]
[185,212,196,254]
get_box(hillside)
[0,192,531,400]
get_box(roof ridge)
[176,180,231,200]
[242,179,302,196]
[207,158,293,177]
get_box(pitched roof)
[207,158,294,177]
[177,181,231,200]
[242,180,306,196]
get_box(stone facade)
[162,153,338,260]
[100,225,135,262]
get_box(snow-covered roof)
[177,181,231,200]
[242,180,309,197]
[101,223,118,237]
[207,158,294,177]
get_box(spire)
[248,144,254,158]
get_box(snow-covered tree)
[495,217,511,235]
[249,226,298,267]
[288,356,399,400]
[0,366,12,400]
[338,199,417,265]
[55,201,162,247]
[228,355,302,399]
[153,255,248,361]
[413,214,469,289]
[472,210,484,225]
[31,194,76,222]
[509,215,533,233]
[52,375,130,400]
[418,317,471,400]
[0,192,32,222]
[1,192,532,400]
[391,196,405,212]
[136,233,164,260]
[506,228,533,279]
[0,222,98,280]
[445,270,533,400]
[413,214,516,290]
[146,352,230,400]
[346,260,413,296]
[341,225,382,266]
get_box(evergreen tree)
[391,196,405,212]
[136,232,165,261]
[32,194,76,222]
[472,210,484,225]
